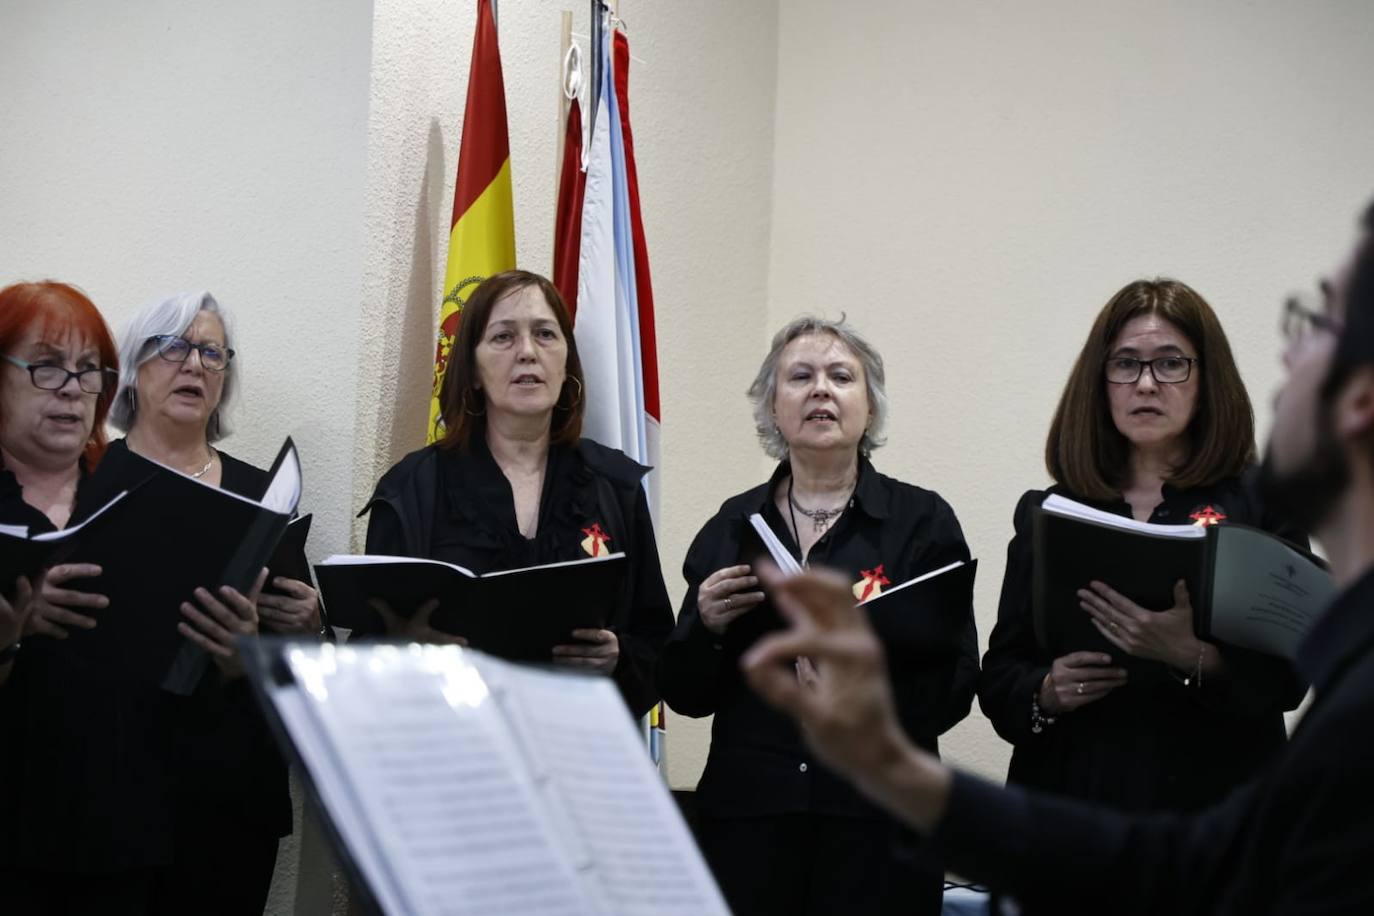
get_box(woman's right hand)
[25,563,108,639]
[698,564,766,635]
[370,598,468,646]
[1038,651,1128,715]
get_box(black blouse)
[977,474,1308,813]
[363,436,674,718]
[657,458,979,821]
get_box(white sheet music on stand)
[263,643,729,916]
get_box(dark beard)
[1257,414,1348,534]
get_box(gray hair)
[747,315,888,459]
[109,291,237,441]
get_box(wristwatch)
[0,641,20,665]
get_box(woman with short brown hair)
[978,278,1306,814]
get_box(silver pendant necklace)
[788,477,848,533]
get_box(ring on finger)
[724,595,734,609]
[1076,682,1084,695]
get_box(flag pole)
[589,0,601,126]
[557,10,572,209]
[491,0,498,31]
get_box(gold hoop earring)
[565,376,584,407]
[462,390,486,417]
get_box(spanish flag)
[428,0,516,442]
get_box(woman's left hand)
[552,628,619,675]
[178,568,268,679]
[1079,579,1202,670]
[258,577,322,635]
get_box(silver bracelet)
[1031,691,1056,734]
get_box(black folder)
[1032,495,1333,663]
[0,490,131,587]
[265,514,313,586]
[731,513,976,657]
[52,438,302,694]
[314,552,625,662]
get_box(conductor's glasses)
[2,353,115,394]
[149,335,235,371]
[1104,356,1197,385]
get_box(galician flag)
[573,16,660,518]
[428,0,516,442]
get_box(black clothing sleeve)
[977,489,1052,747]
[657,508,739,719]
[609,483,675,717]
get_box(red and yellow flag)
[428,0,516,442]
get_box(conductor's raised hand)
[370,598,468,646]
[552,628,619,674]
[1038,651,1128,715]
[26,563,107,639]
[742,563,908,781]
[178,567,268,679]
[698,564,766,635]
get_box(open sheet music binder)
[242,640,730,916]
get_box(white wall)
[766,0,1374,780]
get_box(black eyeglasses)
[1104,355,1198,385]
[148,335,235,371]
[1282,295,1342,344]
[2,353,116,394]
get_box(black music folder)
[54,438,302,694]
[0,490,131,586]
[314,552,625,661]
[1033,494,1334,662]
[241,639,730,916]
[266,513,313,586]
[733,513,976,656]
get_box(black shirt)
[658,457,979,820]
[0,450,177,872]
[363,436,674,718]
[977,475,1307,813]
[0,440,292,874]
[937,564,1374,915]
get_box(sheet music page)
[260,440,302,514]
[265,682,409,915]
[476,657,731,916]
[285,645,599,916]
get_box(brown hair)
[0,281,120,468]
[1045,278,1256,499]
[436,270,585,450]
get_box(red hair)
[0,281,120,467]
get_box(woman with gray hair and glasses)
[658,316,979,916]
[92,291,311,914]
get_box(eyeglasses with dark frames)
[2,353,116,394]
[148,335,235,371]
[1282,295,1342,344]
[1103,355,1199,385]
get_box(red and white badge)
[581,523,612,557]
[853,565,891,601]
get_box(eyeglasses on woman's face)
[1,353,115,394]
[148,334,235,371]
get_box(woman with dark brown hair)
[978,278,1306,814]
[360,270,673,715]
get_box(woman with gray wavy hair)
[101,291,312,914]
[658,315,979,916]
